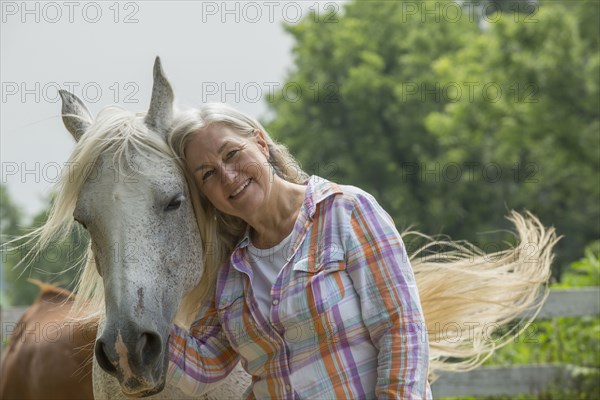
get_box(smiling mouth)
[230,179,251,199]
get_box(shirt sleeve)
[344,191,430,399]
[167,296,240,396]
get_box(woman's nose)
[221,166,238,184]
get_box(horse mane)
[27,278,74,302]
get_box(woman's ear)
[253,129,270,158]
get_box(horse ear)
[144,56,174,139]
[59,90,92,142]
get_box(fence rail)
[432,364,598,398]
[537,287,599,319]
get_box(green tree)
[0,184,22,239]
[1,191,88,306]
[267,0,480,233]
[424,0,599,273]
[1,184,23,305]
[266,0,599,275]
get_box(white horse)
[56,57,250,399]
[28,57,557,399]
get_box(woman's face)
[184,124,272,221]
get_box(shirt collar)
[234,175,342,250]
[302,175,343,219]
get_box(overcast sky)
[1,1,343,221]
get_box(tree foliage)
[0,184,22,239]
[1,183,23,305]
[266,0,599,275]
[1,186,87,305]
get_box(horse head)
[59,57,203,397]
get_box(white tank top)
[246,231,294,320]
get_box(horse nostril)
[94,338,118,376]
[139,331,162,366]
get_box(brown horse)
[0,280,97,400]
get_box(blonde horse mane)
[14,104,558,378]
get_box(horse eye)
[165,194,184,212]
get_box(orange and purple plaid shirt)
[168,176,431,399]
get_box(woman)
[167,103,431,399]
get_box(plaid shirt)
[168,176,431,399]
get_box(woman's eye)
[202,169,215,181]
[226,149,238,160]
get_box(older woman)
[167,103,431,399]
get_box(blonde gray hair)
[169,103,308,304]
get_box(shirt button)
[272,299,279,305]
[285,384,292,392]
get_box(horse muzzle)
[95,325,168,396]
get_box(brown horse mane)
[27,278,75,302]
